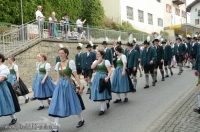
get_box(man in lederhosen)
[190,36,198,70]
[132,38,142,77]
[162,40,173,77]
[75,43,84,79]
[111,41,117,68]
[141,38,157,88]
[102,39,113,65]
[127,42,138,92]
[153,38,165,82]
[82,43,96,94]
[174,36,187,75]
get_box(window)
[148,13,153,25]
[126,6,134,20]
[138,10,144,22]
[195,8,197,12]
[157,0,161,2]
[175,8,180,16]
[166,4,172,13]
[182,10,186,18]
[158,18,163,27]
[195,19,199,25]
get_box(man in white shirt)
[35,6,45,37]
[76,17,86,39]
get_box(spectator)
[67,28,72,38]
[60,14,73,39]
[76,17,86,39]
[35,6,45,37]
[48,12,58,38]
[72,28,79,39]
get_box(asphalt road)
[0,67,197,132]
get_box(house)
[186,0,200,26]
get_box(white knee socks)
[124,93,127,98]
[23,95,28,100]
[77,113,84,121]
[10,114,16,119]
[116,94,120,100]
[53,117,60,131]
[100,101,106,111]
[39,100,44,106]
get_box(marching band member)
[75,43,84,79]
[102,37,113,65]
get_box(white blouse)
[117,54,127,63]
[0,64,10,77]
[40,63,51,71]
[93,60,111,67]
[55,60,77,73]
[9,64,18,71]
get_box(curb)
[146,84,198,132]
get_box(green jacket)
[163,44,172,60]
[124,48,129,57]
[56,56,68,63]
[134,44,141,59]
[104,48,113,65]
[75,52,83,69]
[127,49,139,68]
[174,43,187,56]
[154,45,164,62]
[141,46,157,66]
[195,44,200,72]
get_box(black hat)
[193,37,198,40]
[86,44,92,48]
[126,42,133,47]
[102,41,108,45]
[77,46,82,49]
[161,41,167,44]
[93,44,98,49]
[152,39,159,43]
[176,37,182,41]
[117,41,122,45]
[143,40,150,45]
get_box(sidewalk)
[147,86,200,132]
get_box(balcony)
[172,0,185,5]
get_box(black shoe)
[99,111,105,116]
[132,88,136,93]
[114,99,121,103]
[37,106,44,110]
[9,118,17,125]
[144,85,149,89]
[165,75,169,78]
[106,102,110,109]
[178,72,181,75]
[161,78,165,81]
[193,107,200,114]
[124,98,128,102]
[51,130,58,132]
[155,80,157,82]
[76,120,84,128]
[86,88,90,94]
[181,70,183,73]
[30,97,36,101]
[171,71,173,76]
[25,97,29,103]
[152,82,156,86]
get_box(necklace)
[61,59,67,62]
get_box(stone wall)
[7,38,130,89]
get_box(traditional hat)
[86,41,93,48]
[93,44,98,49]
[143,36,151,45]
[59,44,64,48]
[193,34,198,40]
[161,39,167,44]
[102,37,108,45]
[127,34,133,47]
[117,36,122,45]
[77,43,83,49]
[176,35,182,41]
[132,38,137,43]
[152,35,161,43]
[186,34,191,39]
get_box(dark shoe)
[106,102,110,109]
[181,70,183,73]
[140,74,142,77]
[76,120,84,128]
[9,118,17,125]
[98,111,105,116]
[165,75,169,78]
[37,106,44,110]
[113,99,121,103]
[124,98,128,102]
[86,88,90,94]
[193,107,200,114]
[171,71,173,76]
[178,72,181,75]
[30,97,36,101]
[25,97,29,103]
[155,80,157,82]
[132,88,136,93]
[51,130,58,132]
[161,78,165,81]
[152,82,156,86]
[144,85,149,89]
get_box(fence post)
[3,33,5,55]
[87,24,90,40]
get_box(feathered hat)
[93,44,98,49]
[193,34,198,40]
[86,41,93,48]
[117,36,122,45]
[127,34,133,47]
[152,35,161,43]
[132,38,137,43]
[176,35,182,41]
[143,35,151,45]
[77,43,83,49]
[186,34,191,39]
[102,37,108,44]
[59,44,64,48]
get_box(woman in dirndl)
[111,46,131,103]
[0,53,20,125]
[31,53,41,100]
[48,47,85,132]
[90,50,112,116]
[48,12,58,38]
[7,56,29,103]
[34,53,55,110]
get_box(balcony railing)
[172,0,185,5]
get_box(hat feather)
[89,41,94,46]
[133,38,136,42]
[105,37,108,42]
[187,34,191,37]
[117,36,121,42]
[156,35,161,40]
[178,35,182,39]
[195,34,198,37]
[128,34,133,44]
[59,44,63,48]
[147,35,150,42]
[160,38,163,42]
[78,43,83,47]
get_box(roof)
[186,0,200,12]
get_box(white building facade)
[187,0,200,26]
[100,0,186,34]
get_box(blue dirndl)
[0,81,15,117]
[90,72,112,101]
[48,77,82,118]
[34,74,55,100]
[111,66,131,93]
[32,73,38,91]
